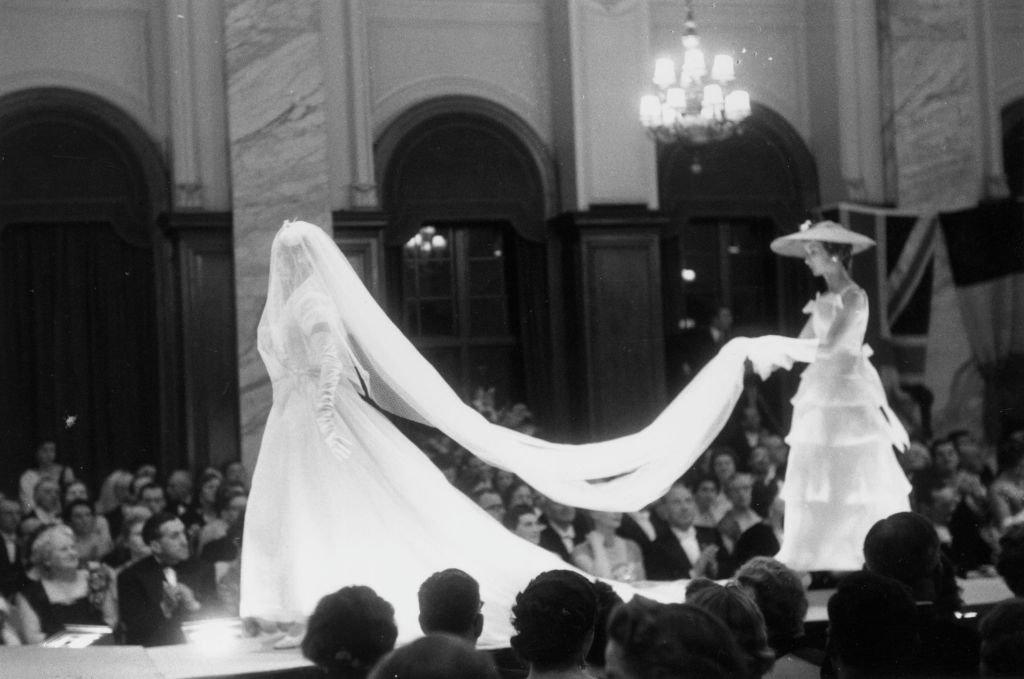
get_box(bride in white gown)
[240,220,827,646]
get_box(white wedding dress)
[775,286,911,571]
[239,221,840,646]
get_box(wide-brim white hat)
[770,220,876,258]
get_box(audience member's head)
[726,473,754,512]
[510,570,597,672]
[165,469,193,505]
[996,438,1024,478]
[29,524,79,579]
[662,483,696,531]
[221,460,248,488]
[605,597,746,679]
[542,499,577,529]
[473,488,506,523]
[503,505,542,545]
[711,448,738,485]
[950,430,984,473]
[863,511,941,600]
[63,499,97,537]
[749,445,771,476]
[62,480,90,505]
[826,571,917,678]
[979,597,1024,677]
[685,579,775,678]
[302,586,398,679]
[0,497,22,536]
[121,514,152,562]
[33,439,57,468]
[930,437,959,476]
[503,482,535,511]
[139,482,168,516]
[585,580,624,671]
[33,478,61,513]
[913,473,958,526]
[734,556,808,652]
[143,512,189,567]
[196,470,223,509]
[368,634,499,679]
[418,568,483,643]
[997,526,1024,596]
[96,469,134,514]
[692,475,719,512]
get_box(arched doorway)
[658,104,819,431]
[376,97,557,425]
[0,88,170,495]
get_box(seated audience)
[510,570,596,679]
[368,634,499,679]
[718,472,779,564]
[863,511,980,676]
[762,433,789,482]
[474,488,506,523]
[502,481,536,513]
[165,469,198,524]
[116,512,217,646]
[691,475,726,528]
[302,585,398,679]
[709,448,738,513]
[18,439,74,513]
[138,483,168,518]
[978,597,1024,677]
[605,597,746,679]
[572,511,645,582]
[417,568,483,643]
[616,501,665,572]
[62,480,90,506]
[748,444,781,517]
[104,511,152,572]
[0,496,27,597]
[63,499,114,563]
[685,579,775,678]
[14,524,116,643]
[913,472,983,575]
[646,483,726,580]
[221,460,249,490]
[97,469,136,539]
[196,487,247,555]
[190,470,223,528]
[493,469,517,496]
[504,505,543,546]
[734,556,819,663]
[997,525,1024,596]
[537,498,588,562]
[28,478,63,526]
[826,570,918,678]
[990,439,1024,533]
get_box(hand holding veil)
[261,221,819,512]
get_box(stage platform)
[0,577,1014,679]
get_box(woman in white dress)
[770,221,911,571]
[241,221,821,645]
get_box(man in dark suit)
[117,512,217,646]
[0,497,26,598]
[646,483,726,580]
[538,498,588,562]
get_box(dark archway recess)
[0,88,173,495]
[657,103,820,431]
[376,97,560,428]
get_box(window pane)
[468,260,504,296]
[420,300,455,336]
[468,298,508,336]
[467,226,503,259]
[416,257,454,298]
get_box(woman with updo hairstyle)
[510,569,597,678]
[605,597,746,679]
[684,579,775,678]
[14,524,116,643]
[301,585,398,679]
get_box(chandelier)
[404,225,448,256]
[639,0,751,145]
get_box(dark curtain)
[0,222,160,495]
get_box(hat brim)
[770,224,876,258]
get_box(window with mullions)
[398,221,524,405]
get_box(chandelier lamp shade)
[640,0,751,144]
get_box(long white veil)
[261,221,820,511]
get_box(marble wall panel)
[225,0,331,469]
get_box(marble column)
[224,0,332,469]
[877,0,982,432]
